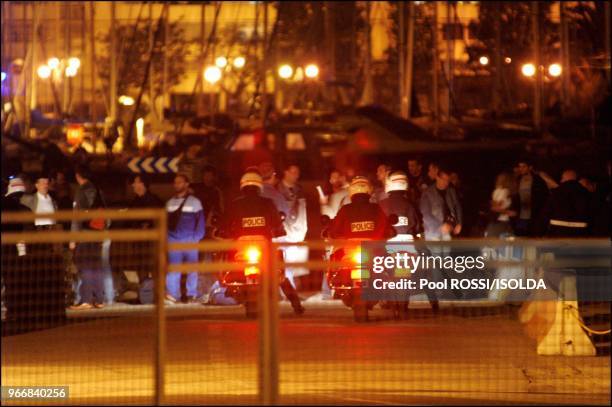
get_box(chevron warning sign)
[127,157,180,173]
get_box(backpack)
[139,278,155,305]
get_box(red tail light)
[245,246,262,264]
[348,248,369,280]
[234,245,262,277]
[351,248,363,265]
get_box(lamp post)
[37,57,81,115]
[276,64,293,111]
[521,61,563,124]
[532,1,542,134]
[276,63,321,114]
[204,65,222,128]
[304,64,320,120]
[209,55,247,114]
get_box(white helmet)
[385,171,409,193]
[348,176,373,198]
[240,171,263,192]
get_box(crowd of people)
[2,150,611,321]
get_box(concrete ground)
[1,299,610,406]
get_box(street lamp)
[278,64,293,79]
[504,57,512,64]
[521,63,536,77]
[479,56,489,66]
[43,57,80,79]
[68,57,81,70]
[548,63,562,77]
[118,95,135,106]
[233,56,246,69]
[215,56,228,69]
[204,65,222,84]
[37,65,52,79]
[47,58,60,69]
[65,65,78,77]
[304,64,319,79]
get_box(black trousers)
[2,243,65,335]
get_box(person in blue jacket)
[166,173,206,303]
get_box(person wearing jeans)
[74,254,105,306]
[166,174,205,304]
[277,164,309,290]
[419,169,463,301]
[167,250,199,301]
[419,169,463,242]
[70,165,109,310]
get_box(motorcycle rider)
[379,171,422,240]
[379,171,439,313]
[325,176,395,314]
[220,170,305,315]
[328,176,395,240]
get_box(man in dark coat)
[124,174,164,285]
[1,177,43,333]
[541,169,591,237]
[70,166,109,309]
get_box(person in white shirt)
[19,174,66,324]
[277,164,308,290]
[319,169,350,219]
[21,175,58,230]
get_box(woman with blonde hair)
[485,172,523,301]
[486,172,518,237]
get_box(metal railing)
[1,209,610,405]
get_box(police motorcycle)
[216,171,304,318]
[221,229,302,319]
[321,176,398,322]
[221,235,268,318]
[379,234,420,320]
